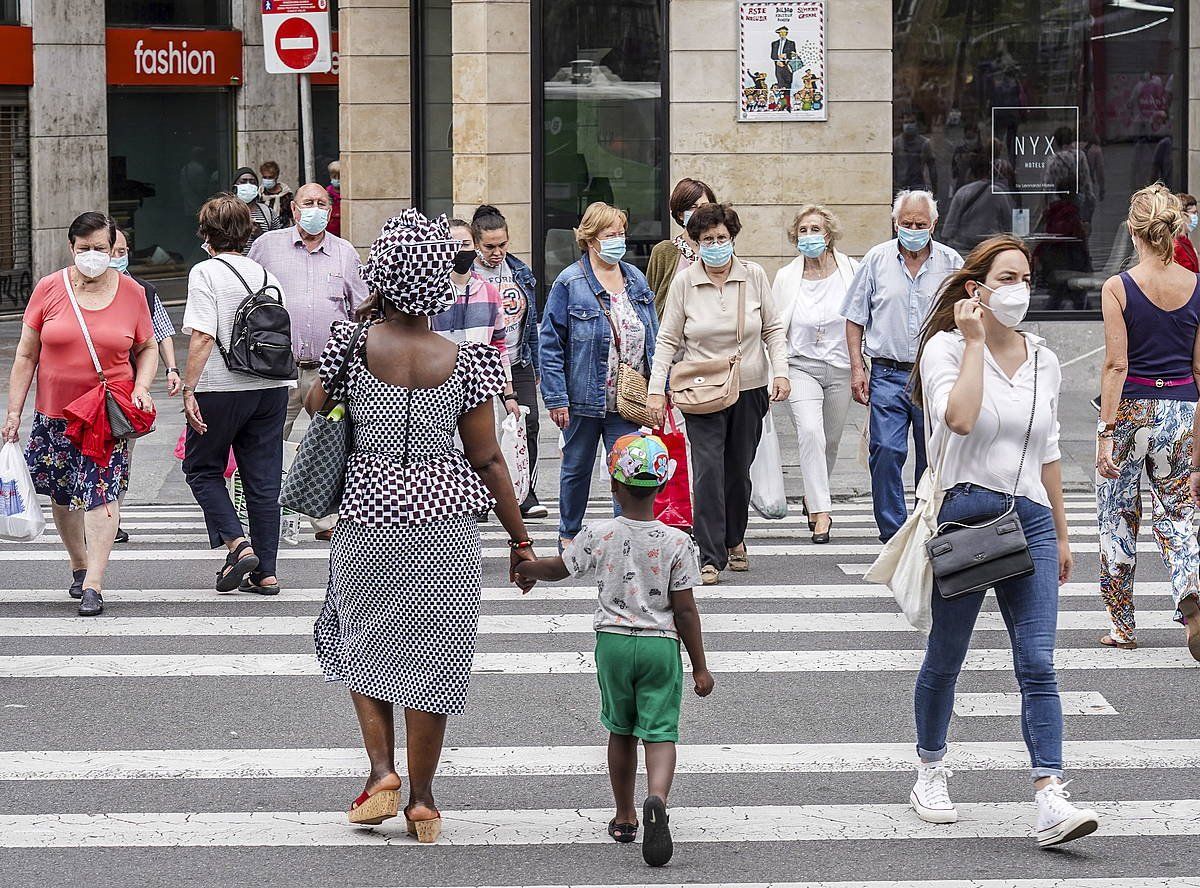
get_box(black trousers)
[684,386,769,570]
[511,360,541,504]
[183,387,288,577]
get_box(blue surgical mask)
[329,178,340,189]
[109,255,129,274]
[298,206,329,235]
[235,183,259,203]
[261,177,276,190]
[700,241,734,267]
[1190,212,1198,232]
[597,236,626,264]
[682,209,694,227]
[797,234,827,259]
[897,226,931,252]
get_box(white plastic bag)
[856,415,870,470]
[864,467,942,633]
[749,412,788,520]
[0,441,45,542]
[500,406,531,504]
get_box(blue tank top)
[1121,271,1200,401]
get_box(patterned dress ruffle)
[25,412,128,511]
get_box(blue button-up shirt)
[840,238,963,363]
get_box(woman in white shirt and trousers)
[772,205,858,543]
[908,234,1100,847]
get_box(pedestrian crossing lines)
[1,494,1196,886]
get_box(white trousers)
[785,356,851,513]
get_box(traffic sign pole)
[299,72,315,184]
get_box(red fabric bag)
[654,408,693,530]
[63,379,155,464]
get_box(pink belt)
[1126,374,1195,389]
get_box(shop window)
[0,1,17,25]
[0,89,30,312]
[894,0,1187,316]
[535,0,667,289]
[311,84,340,186]
[412,0,453,219]
[108,88,233,278]
[106,0,231,28]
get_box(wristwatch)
[182,385,195,396]
[1096,420,1115,435]
[166,367,180,377]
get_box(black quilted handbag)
[279,323,367,518]
[925,350,1038,599]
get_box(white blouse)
[772,251,859,369]
[920,330,1062,509]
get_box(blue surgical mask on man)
[597,236,626,264]
[897,226,931,252]
[700,241,734,268]
[235,183,259,203]
[298,206,330,235]
[109,255,129,274]
[797,234,827,259]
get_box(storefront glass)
[0,2,17,24]
[536,0,667,288]
[108,88,233,277]
[311,84,340,187]
[0,88,29,312]
[414,0,453,219]
[894,0,1187,314]
[107,0,231,27]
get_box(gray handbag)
[279,322,368,519]
[925,349,1038,599]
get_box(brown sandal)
[405,804,442,843]
[727,547,749,571]
[1099,633,1137,650]
[349,785,401,825]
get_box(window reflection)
[894,0,1185,313]
[415,0,452,219]
[106,0,231,27]
[539,0,665,286]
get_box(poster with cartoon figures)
[739,1,827,121]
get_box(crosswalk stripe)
[1,738,1193,780]
[0,581,1150,604]
[0,610,1183,637]
[0,800,1194,847]
[953,692,1117,717]
[2,647,1193,677]
[374,881,1200,888]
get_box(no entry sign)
[262,0,331,74]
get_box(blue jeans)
[914,484,1064,779]
[868,363,928,542]
[558,411,638,539]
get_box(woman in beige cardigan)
[646,177,717,317]
[646,203,790,585]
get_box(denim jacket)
[538,253,659,418]
[506,254,541,370]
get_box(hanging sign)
[738,1,827,121]
[262,0,332,75]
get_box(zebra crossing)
[1,491,1197,887]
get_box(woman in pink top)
[2,213,156,617]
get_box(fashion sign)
[738,1,827,122]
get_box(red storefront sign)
[106,28,244,87]
[310,32,339,85]
[0,26,33,86]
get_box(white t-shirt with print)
[475,259,527,360]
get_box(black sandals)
[68,568,86,600]
[607,818,638,843]
[239,572,280,596]
[216,541,260,593]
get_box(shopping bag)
[175,428,237,479]
[856,415,870,470]
[229,440,301,547]
[0,442,45,542]
[654,408,693,530]
[500,406,531,504]
[749,412,788,520]
[864,467,942,633]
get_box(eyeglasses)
[699,235,731,247]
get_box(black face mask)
[452,250,475,275]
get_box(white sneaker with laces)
[1035,780,1099,847]
[910,763,958,823]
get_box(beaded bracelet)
[507,539,533,550]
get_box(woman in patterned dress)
[307,209,534,842]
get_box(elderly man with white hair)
[841,190,963,542]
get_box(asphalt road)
[0,486,1198,888]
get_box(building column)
[233,2,300,191]
[339,0,412,255]
[27,0,108,277]
[670,0,893,274]
[451,0,532,256]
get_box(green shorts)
[594,631,683,743]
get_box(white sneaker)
[1035,780,1099,847]
[910,763,958,823]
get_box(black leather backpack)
[213,257,298,381]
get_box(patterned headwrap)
[360,208,458,316]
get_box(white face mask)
[976,281,1031,328]
[74,249,110,279]
[235,183,259,203]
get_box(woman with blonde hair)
[1096,183,1200,659]
[909,234,1097,847]
[773,204,859,543]
[539,201,658,547]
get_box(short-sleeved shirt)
[475,259,527,357]
[23,270,153,419]
[182,254,295,393]
[563,516,701,639]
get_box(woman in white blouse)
[907,234,1098,848]
[772,205,858,543]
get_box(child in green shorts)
[516,431,714,867]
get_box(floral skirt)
[25,412,129,511]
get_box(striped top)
[431,273,511,378]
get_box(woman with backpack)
[181,193,295,594]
